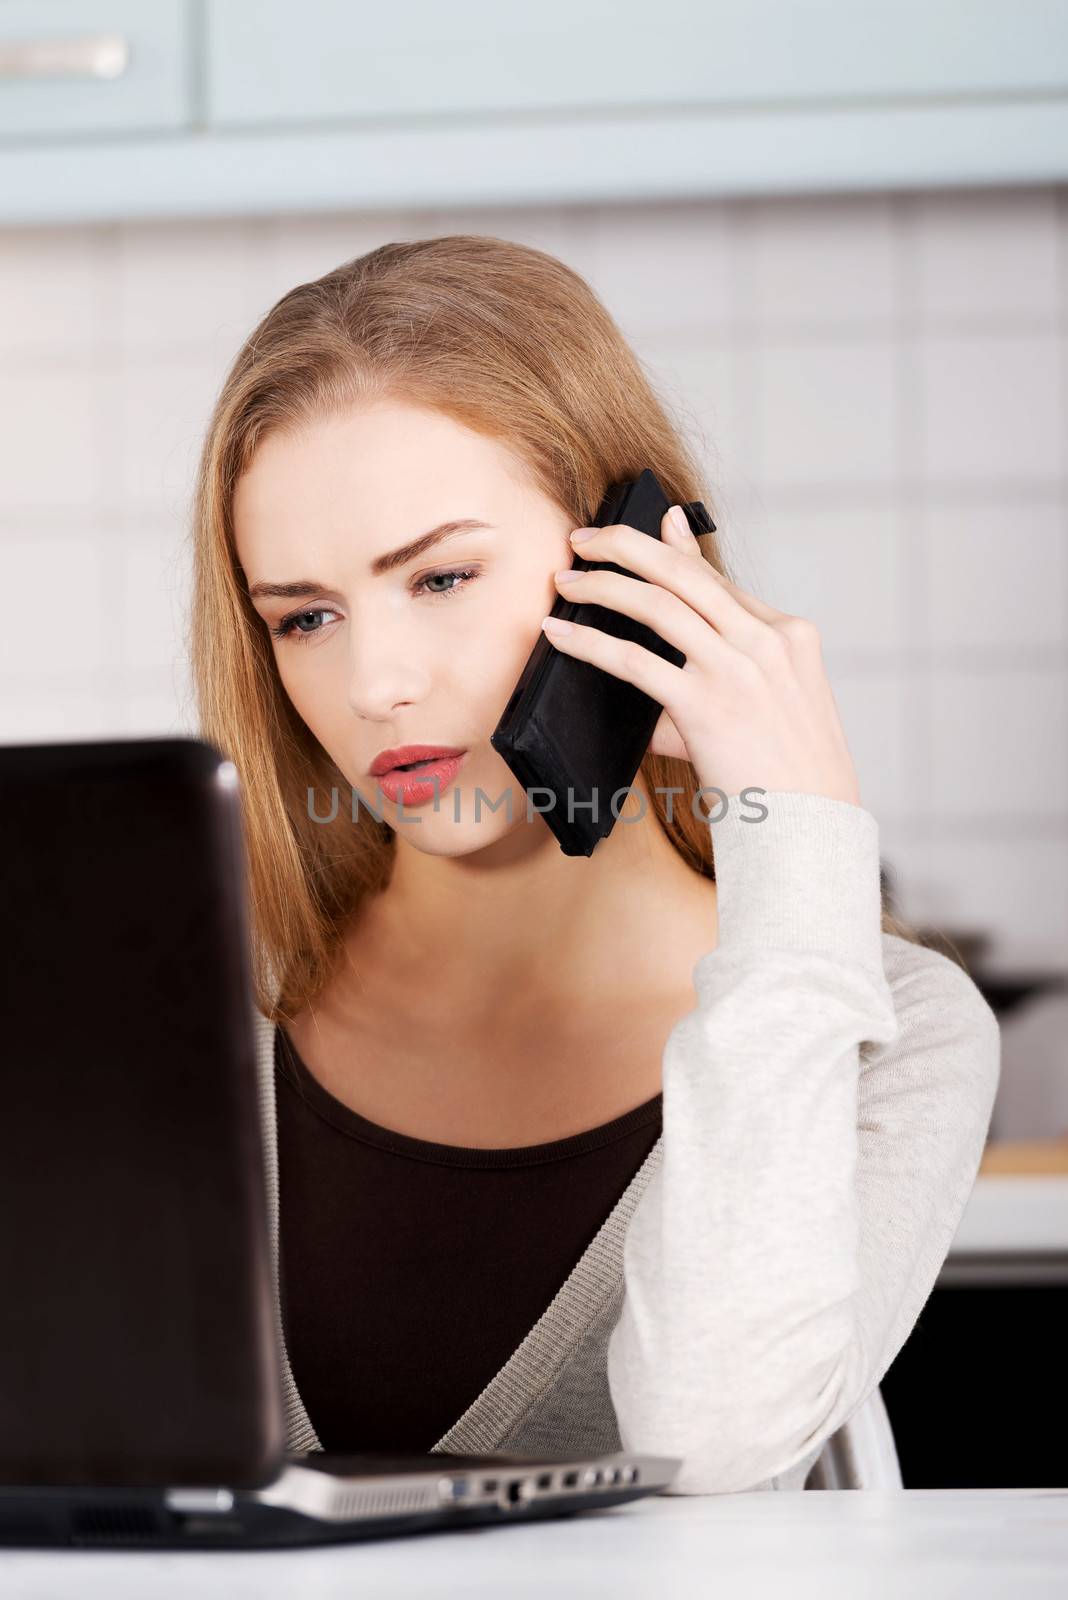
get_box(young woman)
[188,234,1000,1494]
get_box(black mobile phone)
[489,468,716,856]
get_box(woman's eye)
[268,569,480,644]
[269,608,337,642]
[413,567,480,600]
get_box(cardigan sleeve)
[605,790,1001,1495]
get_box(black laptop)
[0,736,679,1548]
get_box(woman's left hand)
[544,506,862,809]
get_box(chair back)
[805,1386,903,1488]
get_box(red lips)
[369,743,467,778]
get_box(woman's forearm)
[606,792,1001,1494]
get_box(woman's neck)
[284,784,719,1144]
[328,785,718,1040]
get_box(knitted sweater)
[250,791,1001,1495]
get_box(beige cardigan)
[252,791,1001,1494]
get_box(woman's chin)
[390,812,516,857]
[386,782,548,858]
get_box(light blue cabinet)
[1,0,1066,224]
[206,0,1068,127]
[0,0,193,141]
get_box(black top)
[274,1025,664,1452]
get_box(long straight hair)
[188,233,923,1024]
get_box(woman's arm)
[545,510,999,1492]
[606,790,1002,1495]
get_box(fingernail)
[570,527,596,543]
[669,505,690,537]
[554,567,582,582]
[542,615,573,635]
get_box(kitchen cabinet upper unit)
[1,0,1066,224]
[207,0,1068,127]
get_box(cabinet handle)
[0,33,129,80]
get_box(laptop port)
[501,1478,534,1510]
[536,1473,553,1490]
[562,1470,579,1488]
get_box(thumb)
[647,707,689,763]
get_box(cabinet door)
[880,1276,1068,1488]
[0,0,193,141]
[205,0,1068,128]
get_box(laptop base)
[0,1450,673,1548]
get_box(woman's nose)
[343,616,431,721]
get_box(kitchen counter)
[942,1141,1068,1280]
[979,1139,1068,1174]
[3,1491,1066,1598]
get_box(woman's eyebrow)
[247,519,493,600]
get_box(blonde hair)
[188,233,923,1024]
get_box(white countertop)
[3,1490,1066,1599]
[950,1175,1068,1254]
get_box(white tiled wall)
[1,186,1065,969]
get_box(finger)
[553,563,733,671]
[540,612,689,716]
[647,706,689,762]
[660,505,791,626]
[705,564,788,626]
[660,504,704,555]
[572,521,770,650]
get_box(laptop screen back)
[0,738,283,1488]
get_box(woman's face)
[234,399,576,857]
